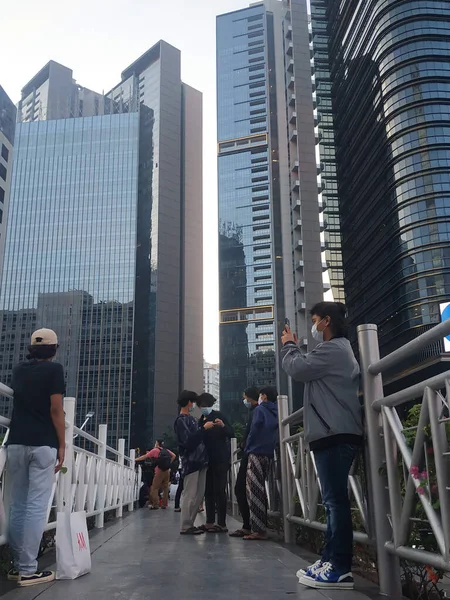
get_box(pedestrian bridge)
[0,320,449,599]
[1,506,386,600]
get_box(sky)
[2,0,251,364]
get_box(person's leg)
[19,446,56,576]
[180,471,199,531]
[161,471,170,508]
[150,470,164,508]
[246,454,269,537]
[314,444,357,574]
[215,463,229,529]
[174,477,184,510]
[204,466,216,526]
[191,468,207,524]
[233,456,251,532]
[7,446,30,571]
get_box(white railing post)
[95,424,107,529]
[128,449,136,512]
[61,397,76,514]
[116,439,125,519]
[357,324,402,597]
[278,395,295,544]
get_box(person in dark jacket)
[174,390,213,535]
[244,386,278,541]
[197,393,234,533]
[229,386,259,538]
[281,302,363,591]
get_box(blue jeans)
[313,444,357,573]
[7,445,57,575]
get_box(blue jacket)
[245,401,278,457]
[174,414,208,477]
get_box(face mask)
[258,397,264,405]
[311,319,325,342]
[201,407,213,416]
[189,403,196,413]
[243,399,251,409]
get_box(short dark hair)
[156,439,164,447]
[244,386,259,402]
[177,390,198,407]
[26,345,58,360]
[310,302,348,339]
[260,386,278,403]
[197,393,216,408]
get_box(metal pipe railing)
[368,319,450,375]
[373,370,450,410]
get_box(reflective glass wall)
[326,0,450,361]
[0,114,139,446]
[217,5,278,423]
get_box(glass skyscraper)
[0,41,203,449]
[321,0,450,379]
[217,0,324,420]
[0,114,139,445]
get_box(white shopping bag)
[56,511,91,580]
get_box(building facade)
[217,0,324,421]
[203,361,220,405]
[0,42,203,449]
[310,0,344,302]
[18,61,104,123]
[321,0,450,379]
[0,87,16,285]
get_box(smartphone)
[285,318,290,329]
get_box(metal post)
[61,397,76,514]
[95,424,107,528]
[230,438,239,517]
[278,395,295,544]
[357,324,402,597]
[116,438,125,519]
[128,449,136,512]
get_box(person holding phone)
[281,302,363,591]
[197,393,234,533]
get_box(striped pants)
[246,454,272,534]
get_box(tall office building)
[18,61,104,123]
[310,0,343,302]
[0,87,16,285]
[0,41,203,449]
[217,0,324,421]
[318,0,450,382]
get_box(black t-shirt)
[8,360,66,449]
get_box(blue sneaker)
[299,562,354,590]
[296,559,323,579]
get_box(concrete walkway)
[0,507,390,600]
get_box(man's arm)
[135,451,151,463]
[281,342,329,382]
[176,417,212,450]
[168,449,177,462]
[50,394,65,473]
[50,364,66,473]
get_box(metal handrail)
[281,406,304,426]
[374,370,450,410]
[368,319,450,375]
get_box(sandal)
[180,527,205,535]
[243,532,268,541]
[206,525,223,533]
[229,529,250,538]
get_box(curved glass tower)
[325,0,450,365]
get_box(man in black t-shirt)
[7,328,66,587]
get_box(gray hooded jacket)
[281,338,363,446]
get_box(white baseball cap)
[31,328,58,346]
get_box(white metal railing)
[272,318,450,598]
[0,394,141,545]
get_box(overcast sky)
[2,0,253,364]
